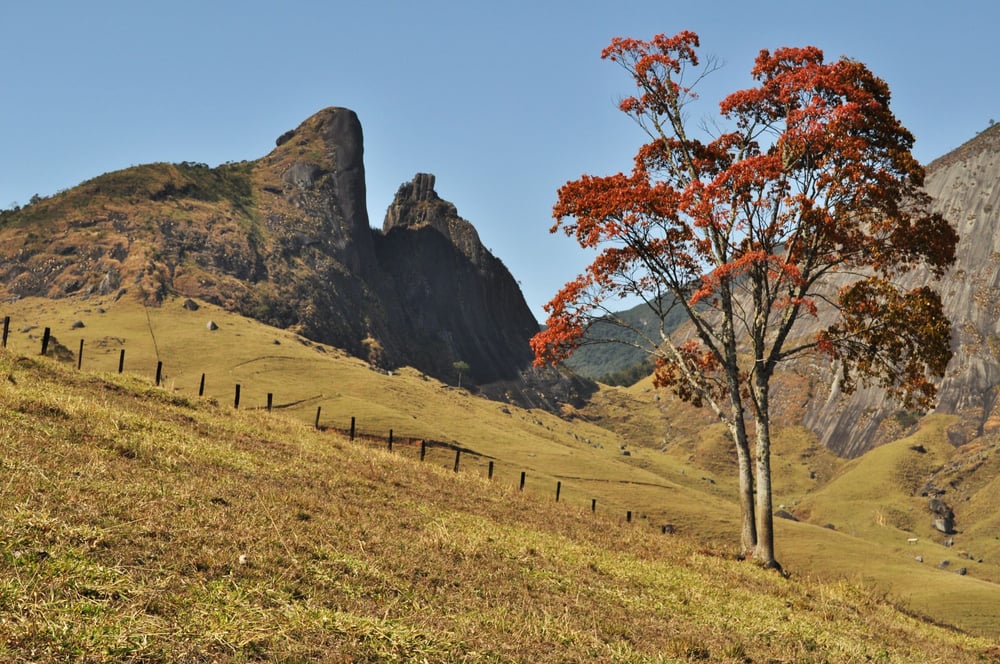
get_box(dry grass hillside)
[0,347,996,661]
[0,294,999,660]
[585,375,1000,640]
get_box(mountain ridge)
[0,107,541,389]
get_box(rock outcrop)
[377,173,538,383]
[0,107,541,389]
[798,123,1000,455]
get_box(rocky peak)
[384,172,440,212]
[260,107,375,275]
[383,173,456,226]
[383,173,486,266]
[272,106,366,176]
[376,172,538,383]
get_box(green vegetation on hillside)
[563,298,688,384]
[0,350,996,661]
[0,161,257,230]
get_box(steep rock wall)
[377,173,538,383]
[800,124,1000,455]
[0,108,540,388]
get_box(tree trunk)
[726,375,757,557]
[734,424,757,557]
[752,376,781,571]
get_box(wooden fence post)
[488,460,494,480]
[2,315,9,348]
[555,481,561,502]
[453,449,461,472]
[627,511,632,523]
[266,393,273,412]
[519,471,526,491]
[118,349,125,374]
[591,499,597,513]
[314,406,321,430]
[40,327,50,356]
[420,440,427,461]
[234,384,241,409]
[350,417,356,441]
[77,339,84,370]
[155,361,163,386]
[198,373,206,397]
[388,429,393,451]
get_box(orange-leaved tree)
[532,31,957,569]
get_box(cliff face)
[797,124,1000,456]
[0,107,539,387]
[377,173,538,383]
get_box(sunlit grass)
[1,295,1000,656]
[0,350,996,661]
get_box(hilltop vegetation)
[0,160,257,228]
[1,344,997,661]
[562,316,652,384]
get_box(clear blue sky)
[2,1,996,323]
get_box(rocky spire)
[377,172,538,383]
[383,173,486,266]
[266,107,375,273]
[384,173,455,229]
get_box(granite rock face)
[797,124,1000,456]
[377,173,539,383]
[0,107,540,389]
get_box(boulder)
[933,517,955,534]
[929,497,954,519]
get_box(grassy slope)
[0,353,997,661]
[1,295,999,653]
[790,416,1000,637]
[0,296,715,527]
[596,376,1000,640]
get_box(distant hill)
[0,108,540,390]
[563,298,680,384]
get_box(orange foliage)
[536,29,958,568]
[534,29,957,414]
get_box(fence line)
[0,316,674,533]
